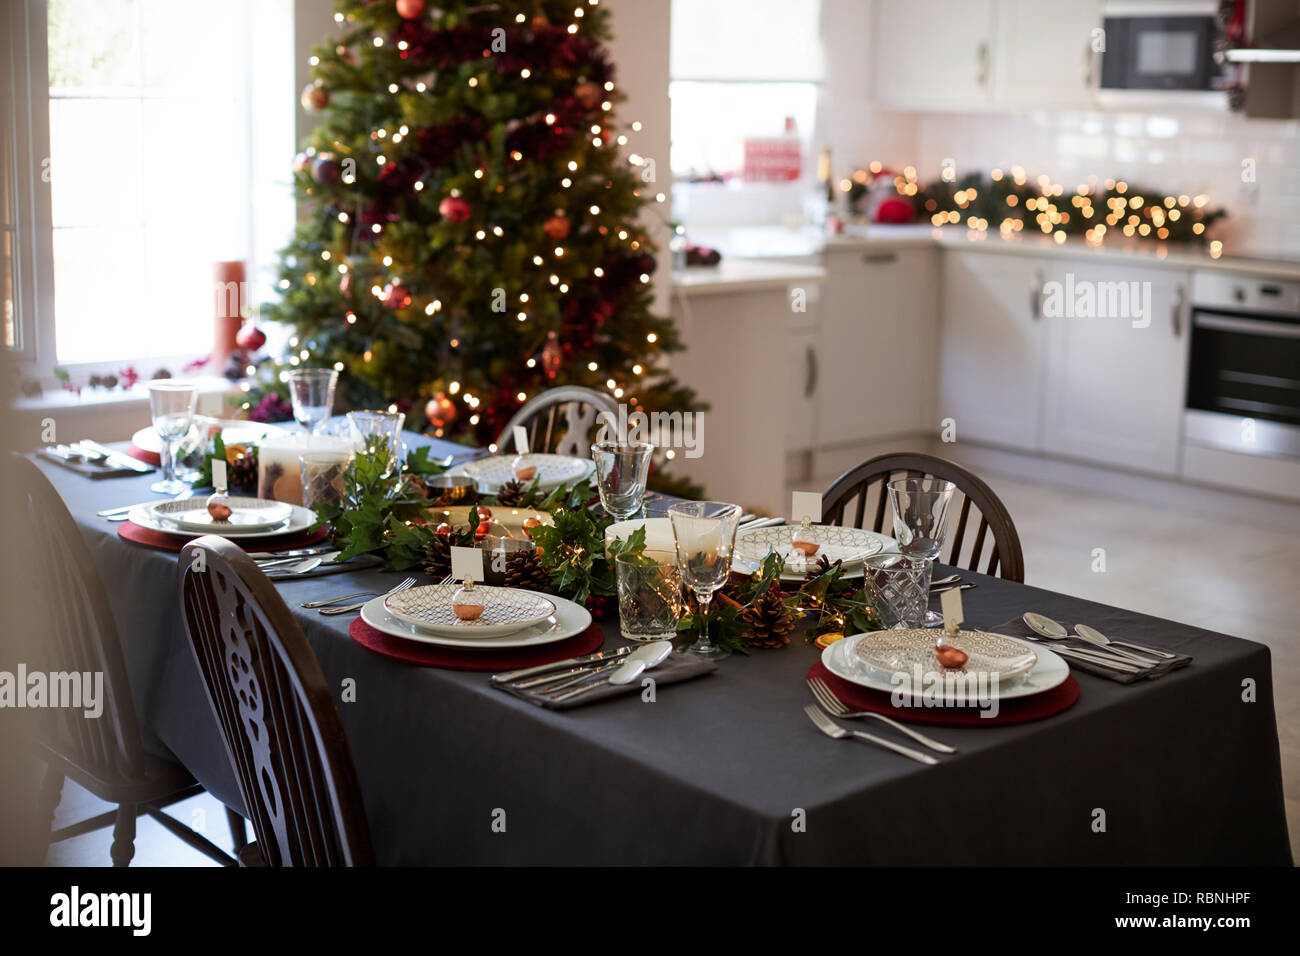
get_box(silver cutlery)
[737,517,785,532]
[301,590,378,609]
[319,577,416,615]
[1014,633,1144,673]
[258,551,339,571]
[1075,623,1176,660]
[488,647,631,686]
[1072,623,1164,664]
[931,582,976,595]
[930,574,962,588]
[803,705,938,766]
[274,556,325,575]
[1023,612,1152,669]
[547,641,673,703]
[806,677,956,754]
[74,440,154,473]
[253,546,337,561]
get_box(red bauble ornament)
[382,282,411,310]
[235,325,266,352]
[396,0,425,19]
[574,81,602,109]
[300,81,329,111]
[873,195,915,225]
[439,196,472,223]
[543,213,570,241]
[542,331,563,380]
[425,392,456,428]
[312,155,341,185]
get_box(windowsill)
[11,375,240,415]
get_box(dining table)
[32,431,1292,866]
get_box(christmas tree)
[263,0,697,451]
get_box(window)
[5,0,294,380]
[669,0,823,179]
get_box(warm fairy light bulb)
[373,36,383,46]
[589,205,600,214]
[493,226,503,236]
[526,359,536,368]
[588,362,598,371]
[346,312,356,324]
[605,378,616,388]
[519,293,529,303]
[632,364,643,374]
[591,125,601,134]
[473,169,483,179]
[568,161,578,171]
[516,13,525,21]
[517,312,526,321]
[559,283,569,292]
[468,77,478,87]
[554,247,564,256]
[533,256,544,265]
[631,121,642,131]
[617,135,627,145]
[567,24,578,33]
[416,82,426,92]
[475,229,486,239]
[398,40,408,50]
[321,250,331,260]
[338,212,349,223]
[561,178,572,187]
[382,255,393,266]
[604,81,614,91]
[521,68,531,78]
[310,55,320,66]
[545,113,556,125]
[593,267,604,277]
[647,333,657,343]
[388,83,399,93]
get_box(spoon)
[550,640,673,701]
[1074,624,1169,663]
[1075,623,1177,660]
[1022,612,1149,669]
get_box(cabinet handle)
[805,346,818,398]
[1084,40,1095,88]
[1171,284,1185,337]
[1030,270,1044,321]
[976,41,990,86]
[861,252,898,265]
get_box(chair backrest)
[177,535,373,866]
[821,452,1025,582]
[10,455,148,784]
[496,386,618,457]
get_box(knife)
[75,439,154,473]
[491,646,632,685]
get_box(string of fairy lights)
[258,0,677,434]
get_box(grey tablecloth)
[35,440,1292,865]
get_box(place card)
[450,545,485,585]
[791,491,822,524]
[212,459,227,491]
[940,587,965,634]
[513,426,530,455]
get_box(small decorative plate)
[127,500,315,539]
[735,525,887,573]
[361,590,590,650]
[384,584,557,637]
[148,497,294,533]
[446,454,594,493]
[853,628,1039,683]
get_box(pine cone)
[741,584,795,649]
[423,534,453,579]
[504,549,551,592]
[804,554,844,581]
[495,479,526,506]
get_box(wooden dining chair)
[12,455,240,866]
[821,452,1025,582]
[496,385,618,457]
[177,535,374,866]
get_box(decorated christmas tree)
[263,0,697,450]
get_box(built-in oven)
[1101,2,1222,91]
[1185,270,1300,459]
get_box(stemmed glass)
[591,441,654,520]
[887,476,956,628]
[287,368,339,435]
[147,381,199,494]
[347,410,405,477]
[669,501,743,661]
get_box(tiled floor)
[42,471,1299,866]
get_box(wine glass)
[591,440,654,520]
[147,381,199,494]
[669,501,743,661]
[287,368,339,435]
[887,476,956,628]
[347,409,405,476]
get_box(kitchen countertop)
[677,223,1300,281]
[671,256,826,296]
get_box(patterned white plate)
[823,631,1068,703]
[735,525,888,576]
[126,500,316,539]
[446,453,594,493]
[361,590,590,649]
[853,628,1038,682]
[146,497,293,533]
[384,583,556,637]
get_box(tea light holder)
[426,474,478,507]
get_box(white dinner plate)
[132,420,286,455]
[359,589,591,650]
[733,526,897,581]
[145,497,294,533]
[126,500,316,539]
[384,583,556,637]
[446,453,594,493]
[822,631,1069,703]
[852,627,1038,683]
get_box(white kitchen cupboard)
[992,0,1102,107]
[938,248,1051,451]
[1041,260,1190,476]
[817,246,939,447]
[871,0,997,110]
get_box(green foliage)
[527,489,644,604]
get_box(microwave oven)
[1100,8,1220,90]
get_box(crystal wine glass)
[147,381,199,494]
[591,440,654,520]
[287,368,339,435]
[347,409,405,476]
[669,501,743,661]
[887,476,956,628]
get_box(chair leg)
[225,807,247,853]
[110,803,137,867]
[38,766,65,862]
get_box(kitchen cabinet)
[786,328,819,453]
[871,0,996,110]
[817,246,938,446]
[1041,260,1190,476]
[993,0,1101,108]
[938,249,1051,451]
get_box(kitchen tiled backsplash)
[912,111,1300,260]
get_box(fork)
[806,678,956,753]
[319,577,416,615]
[803,705,938,765]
